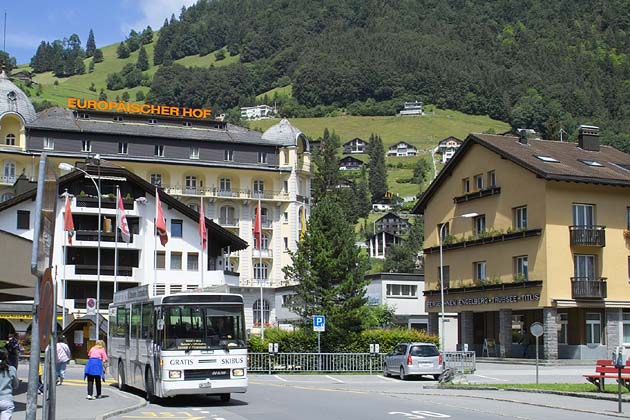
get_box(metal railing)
[571,277,607,299]
[247,351,476,374]
[569,225,606,246]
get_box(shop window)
[585,312,601,344]
[558,313,568,345]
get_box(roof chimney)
[578,125,600,151]
[517,128,535,144]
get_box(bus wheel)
[220,393,230,403]
[118,362,127,391]
[145,369,156,403]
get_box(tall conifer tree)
[367,134,387,202]
[86,29,96,58]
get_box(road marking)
[325,375,344,383]
[250,380,368,394]
[376,375,399,382]
[274,374,288,382]
[471,374,508,382]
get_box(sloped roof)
[260,118,308,148]
[0,69,37,123]
[389,141,416,149]
[413,133,630,214]
[0,164,248,251]
[438,136,462,146]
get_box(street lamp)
[59,161,102,341]
[439,212,479,362]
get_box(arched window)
[3,161,15,181]
[254,262,268,281]
[5,134,16,146]
[220,206,236,225]
[219,177,231,192]
[253,299,270,325]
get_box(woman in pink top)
[84,340,108,399]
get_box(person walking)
[3,335,19,372]
[0,349,19,419]
[519,331,531,358]
[56,337,71,385]
[84,340,108,400]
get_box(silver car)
[383,342,443,380]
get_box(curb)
[441,385,630,402]
[95,386,148,420]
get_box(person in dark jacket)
[84,340,108,400]
[4,335,19,372]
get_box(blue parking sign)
[313,315,325,332]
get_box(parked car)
[383,342,443,380]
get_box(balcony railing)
[161,185,290,201]
[75,230,134,243]
[569,225,606,247]
[571,277,607,299]
[75,196,135,210]
[0,175,17,185]
[74,265,134,276]
[218,218,239,227]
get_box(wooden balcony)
[571,277,607,299]
[569,226,605,247]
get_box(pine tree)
[86,29,96,57]
[136,45,149,71]
[116,42,130,59]
[93,49,104,63]
[141,26,154,44]
[356,165,372,218]
[98,89,108,100]
[121,91,130,102]
[367,134,387,202]
[311,128,341,202]
[88,60,95,73]
[127,30,140,52]
[283,195,369,348]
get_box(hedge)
[248,328,438,353]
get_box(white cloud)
[123,0,198,34]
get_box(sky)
[2,0,198,64]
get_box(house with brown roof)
[414,126,630,359]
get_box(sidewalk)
[12,365,146,420]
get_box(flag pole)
[259,198,264,340]
[114,185,119,294]
[200,196,204,290]
[154,188,158,294]
[62,191,68,329]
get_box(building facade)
[375,212,410,236]
[338,156,364,171]
[342,138,368,154]
[0,70,311,330]
[415,127,630,359]
[436,136,463,164]
[399,101,424,116]
[387,142,418,157]
[239,105,276,120]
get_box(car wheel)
[433,374,441,381]
[117,362,127,391]
[399,366,407,380]
[383,363,391,377]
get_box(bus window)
[141,303,154,339]
[115,306,128,337]
[131,304,141,338]
[109,308,117,337]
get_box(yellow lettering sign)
[67,98,213,120]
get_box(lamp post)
[59,160,102,340]
[439,212,479,363]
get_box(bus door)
[130,303,142,387]
[153,306,162,381]
[140,303,155,381]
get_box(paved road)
[467,362,590,384]
[111,374,629,420]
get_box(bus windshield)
[162,305,246,351]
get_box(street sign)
[38,268,54,349]
[313,315,325,332]
[530,322,544,337]
[86,297,97,315]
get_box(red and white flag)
[253,203,262,250]
[199,197,207,251]
[116,190,131,243]
[63,194,75,245]
[155,188,168,246]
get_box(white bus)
[108,285,248,402]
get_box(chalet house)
[342,138,368,154]
[387,141,418,157]
[366,231,405,259]
[399,101,424,116]
[375,212,410,236]
[436,136,463,163]
[339,156,364,171]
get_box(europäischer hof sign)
[426,292,540,309]
[68,98,212,119]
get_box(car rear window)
[410,345,439,357]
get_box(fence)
[248,351,476,374]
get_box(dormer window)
[224,149,234,161]
[258,152,268,164]
[82,140,92,152]
[183,121,192,127]
[79,113,89,119]
[535,155,559,163]
[113,115,124,122]
[148,119,158,125]
[5,134,16,146]
[190,146,199,159]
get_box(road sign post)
[313,316,325,370]
[530,322,544,385]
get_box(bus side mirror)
[157,319,164,331]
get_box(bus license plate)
[199,381,212,389]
